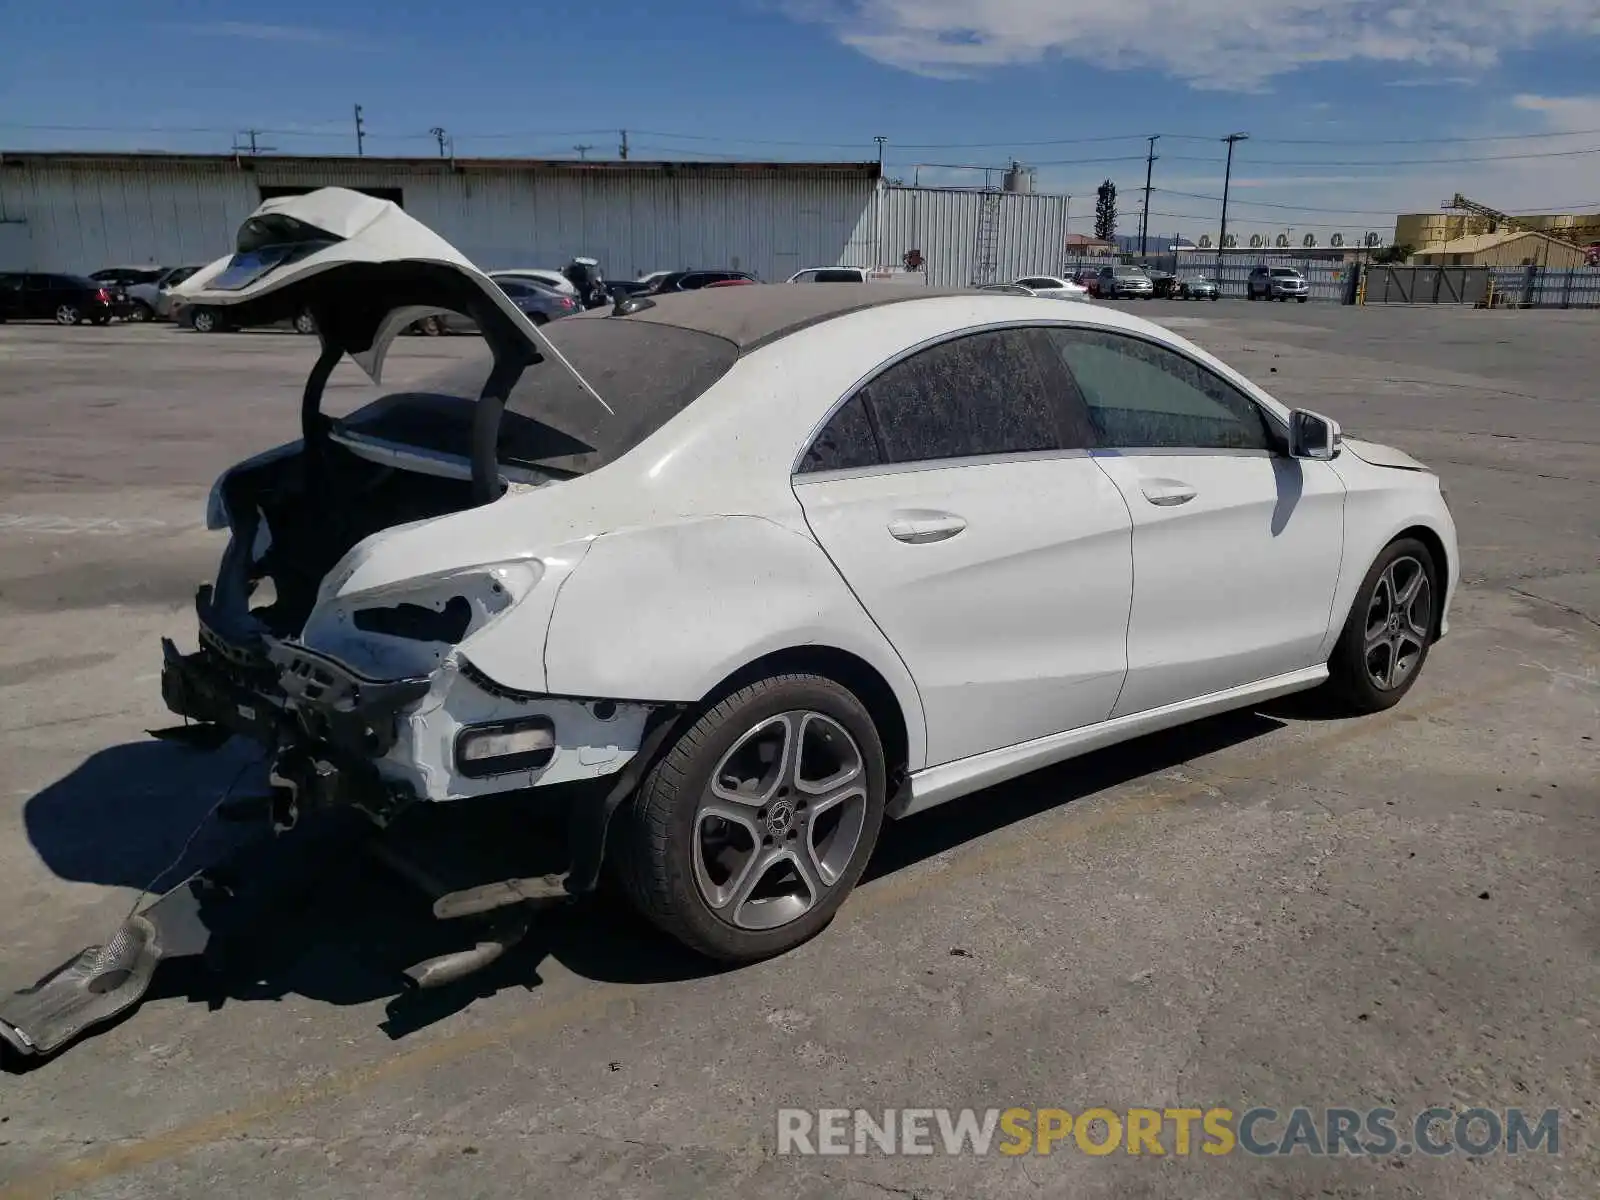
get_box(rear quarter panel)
[539,513,930,770]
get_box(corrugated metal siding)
[0,160,877,280]
[879,186,1072,287]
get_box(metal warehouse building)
[0,150,1083,287]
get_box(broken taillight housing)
[455,717,556,776]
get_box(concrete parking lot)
[0,304,1596,1200]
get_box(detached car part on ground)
[0,188,1460,1059]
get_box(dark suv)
[0,272,118,325]
[646,270,760,293]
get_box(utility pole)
[874,135,887,170]
[353,104,366,157]
[430,126,450,158]
[573,143,592,160]
[619,130,629,160]
[233,129,275,156]
[1218,132,1248,261]
[1140,134,1159,255]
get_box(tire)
[614,673,888,963]
[190,307,219,333]
[1297,296,1308,303]
[293,310,317,335]
[1210,294,1220,301]
[55,304,81,326]
[90,314,110,326]
[1326,537,1439,714]
[129,301,155,323]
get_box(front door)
[793,326,1133,768]
[1042,326,1346,716]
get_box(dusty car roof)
[612,283,974,351]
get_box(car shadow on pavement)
[11,707,1286,1065]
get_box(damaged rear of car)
[163,190,774,828]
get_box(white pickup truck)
[786,265,928,286]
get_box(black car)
[646,269,760,293]
[1147,270,1181,298]
[0,272,118,325]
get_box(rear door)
[793,326,1133,767]
[1042,326,1346,716]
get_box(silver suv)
[1248,266,1309,302]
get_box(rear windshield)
[340,314,739,476]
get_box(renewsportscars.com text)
[776,1106,1561,1158]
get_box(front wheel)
[129,301,154,323]
[1297,296,1308,303]
[1326,538,1438,714]
[614,674,887,963]
[190,307,219,333]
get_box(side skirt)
[893,665,1328,818]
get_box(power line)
[1163,145,1600,167]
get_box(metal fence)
[1059,256,1354,302]
[1486,266,1600,309]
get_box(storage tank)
[1002,162,1033,193]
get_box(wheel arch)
[702,644,912,790]
[1393,522,1450,641]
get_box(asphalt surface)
[0,305,1596,1199]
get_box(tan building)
[1064,233,1117,256]
[1410,231,1590,268]
[1395,208,1600,248]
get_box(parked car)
[704,279,759,288]
[411,274,581,334]
[125,265,205,321]
[787,266,927,287]
[605,278,655,299]
[1248,266,1310,302]
[980,283,1036,296]
[647,269,760,293]
[1146,271,1181,298]
[172,294,318,335]
[0,272,118,325]
[1011,274,1091,301]
[1176,275,1221,301]
[1090,265,1155,299]
[492,268,579,297]
[150,190,1457,974]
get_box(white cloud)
[789,0,1600,89]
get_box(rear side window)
[813,269,863,283]
[1044,328,1272,452]
[858,328,1086,466]
[799,395,879,472]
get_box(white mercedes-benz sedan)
[163,189,1458,965]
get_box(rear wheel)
[293,310,317,335]
[614,674,887,963]
[129,301,154,323]
[1326,538,1438,713]
[190,307,219,333]
[1297,296,1308,303]
[89,313,110,326]
[55,304,81,326]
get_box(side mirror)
[1289,409,1342,460]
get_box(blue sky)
[2,0,1598,240]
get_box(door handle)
[1139,478,1198,506]
[887,513,967,544]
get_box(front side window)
[858,329,1072,465]
[813,269,862,283]
[1044,328,1273,452]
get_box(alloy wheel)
[693,710,869,931]
[55,305,80,325]
[1364,556,1432,691]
